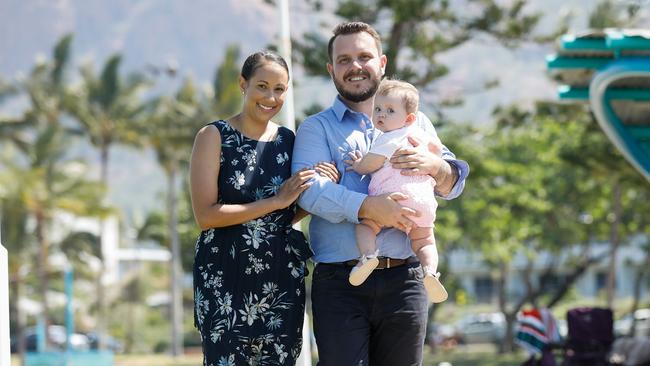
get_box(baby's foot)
[349,254,379,286]
[422,268,448,303]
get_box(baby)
[345,79,448,303]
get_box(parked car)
[456,312,507,345]
[11,325,89,353]
[614,308,650,338]
[85,332,124,353]
[426,322,462,349]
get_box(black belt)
[323,256,418,270]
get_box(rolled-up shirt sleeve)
[416,111,469,200]
[292,118,367,224]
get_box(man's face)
[328,32,386,103]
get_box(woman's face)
[240,62,289,123]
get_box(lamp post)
[278,0,295,131]
[1,241,9,366]
[276,3,312,365]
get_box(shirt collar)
[332,95,372,125]
[332,96,349,122]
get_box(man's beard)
[333,72,381,103]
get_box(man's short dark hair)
[327,22,382,63]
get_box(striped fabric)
[516,308,562,355]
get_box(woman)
[190,51,337,365]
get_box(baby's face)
[372,94,409,132]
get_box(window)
[474,277,494,303]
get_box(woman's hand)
[273,168,315,209]
[314,161,341,183]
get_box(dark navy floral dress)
[193,120,312,366]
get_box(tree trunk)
[630,244,650,337]
[503,312,517,354]
[9,271,26,366]
[168,163,184,357]
[385,20,406,77]
[96,145,109,350]
[606,181,622,309]
[35,211,51,349]
[496,261,515,353]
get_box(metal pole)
[277,3,311,364]
[64,266,74,351]
[0,242,10,366]
[169,167,183,357]
[278,0,296,131]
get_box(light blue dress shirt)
[292,96,470,263]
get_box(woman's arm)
[292,207,310,224]
[190,125,314,230]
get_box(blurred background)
[1,0,649,365]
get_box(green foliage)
[435,98,650,315]
[589,0,642,28]
[52,33,73,87]
[64,52,151,162]
[0,33,117,338]
[212,44,243,119]
[294,0,541,86]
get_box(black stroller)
[559,307,615,366]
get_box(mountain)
[1,0,648,218]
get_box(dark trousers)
[311,261,429,366]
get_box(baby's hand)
[314,161,341,183]
[343,150,363,172]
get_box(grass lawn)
[423,344,529,366]
[114,354,203,366]
[121,347,530,366]
[11,345,531,366]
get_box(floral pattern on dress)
[193,120,312,366]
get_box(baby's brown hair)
[376,79,419,114]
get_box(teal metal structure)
[546,29,650,181]
[26,268,114,366]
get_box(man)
[292,22,469,365]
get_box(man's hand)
[390,135,458,196]
[359,192,419,232]
[390,135,443,176]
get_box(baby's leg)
[408,226,438,273]
[349,219,382,286]
[409,227,447,303]
[356,219,381,257]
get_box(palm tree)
[0,169,32,364]
[0,125,109,351]
[212,45,242,119]
[0,33,76,351]
[63,53,150,348]
[147,77,205,357]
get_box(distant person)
[292,22,469,365]
[345,79,447,304]
[190,50,338,365]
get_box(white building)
[448,237,649,304]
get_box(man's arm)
[293,117,420,230]
[431,157,459,197]
[292,118,366,224]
